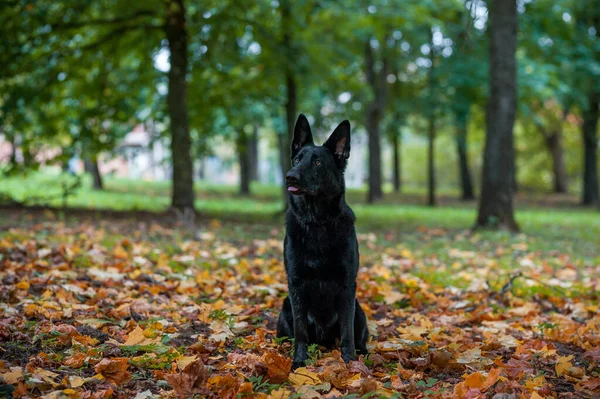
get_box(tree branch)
[79,24,164,52]
[50,10,158,31]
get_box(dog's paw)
[341,352,356,363]
[291,360,306,370]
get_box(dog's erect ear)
[291,114,314,159]
[324,120,351,168]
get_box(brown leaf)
[576,377,600,392]
[94,358,131,386]
[262,351,291,383]
[347,360,371,377]
[64,352,87,368]
[163,358,211,399]
[208,374,241,399]
[81,386,114,399]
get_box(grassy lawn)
[1,171,598,243]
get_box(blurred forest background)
[0,0,599,231]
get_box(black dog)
[276,114,368,369]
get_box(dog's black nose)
[286,172,299,185]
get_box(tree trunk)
[541,130,569,193]
[427,40,436,207]
[582,90,599,205]
[392,131,401,193]
[237,130,250,196]
[280,0,296,210]
[9,133,17,167]
[475,0,520,232]
[197,158,205,180]
[85,157,103,190]
[456,110,475,200]
[248,124,259,181]
[165,0,194,211]
[366,105,383,203]
[365,38,388,203]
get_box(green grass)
[1,170,598,247]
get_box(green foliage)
[1,0,598,197]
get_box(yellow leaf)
[176,355,198,370]
[0,367,23,384]
[63,388,77,394]
[16,281,30,290]
[113,245,128,259]
[289,367,322,387]
[530,392,545,399]
[525,375,547,390]
[69,375,86,388]
[555,355,573,377]
[123,326,160,346]
[268,388,294,399]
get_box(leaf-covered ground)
[0,212,599,398]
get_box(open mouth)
[287,185,304,195]
[287,185,306,195]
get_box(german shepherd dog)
[276,114,368,369]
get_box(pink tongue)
[288,186,298,192]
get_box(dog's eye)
[294,157,300,164]
[315,160,322,166]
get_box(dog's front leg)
[290,293,309,369]
[339,293,356,363]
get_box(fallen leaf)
[289,367,322,387]
[0,367,23,384]
[208,374,240,399]
[163,358,210,399]
[94,358,131,386]
[69,375,86,388]
[122,326,161,346]
[555,355,573,377]
[262,351,291,383]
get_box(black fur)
[276,114,368,369]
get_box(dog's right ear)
[291,114,314,159]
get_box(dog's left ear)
[324,120,351,168]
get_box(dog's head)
[285,114,351,198]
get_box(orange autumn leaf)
[208,374,241,399]
[94,358,131,386]
[262,351,292,384]
[63,353,87,368]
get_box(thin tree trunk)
[427,37,436,207]
[9,133,17,167]
[248,124,259,181]
[85,157,104,190]
[366,105,383,203]
[237,131,250,196]
[165,0,194,211]
[197,158,205,180]
[541,130,569,193]
[280,0,296,209]
[277,132,288,197]
[392,131,401,193]
[365,38,388,203]
[582,90,599,205]
[475,0,520,232]
[456,110,475,200]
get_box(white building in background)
[1,122,369,188]
[99,123,170,181]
